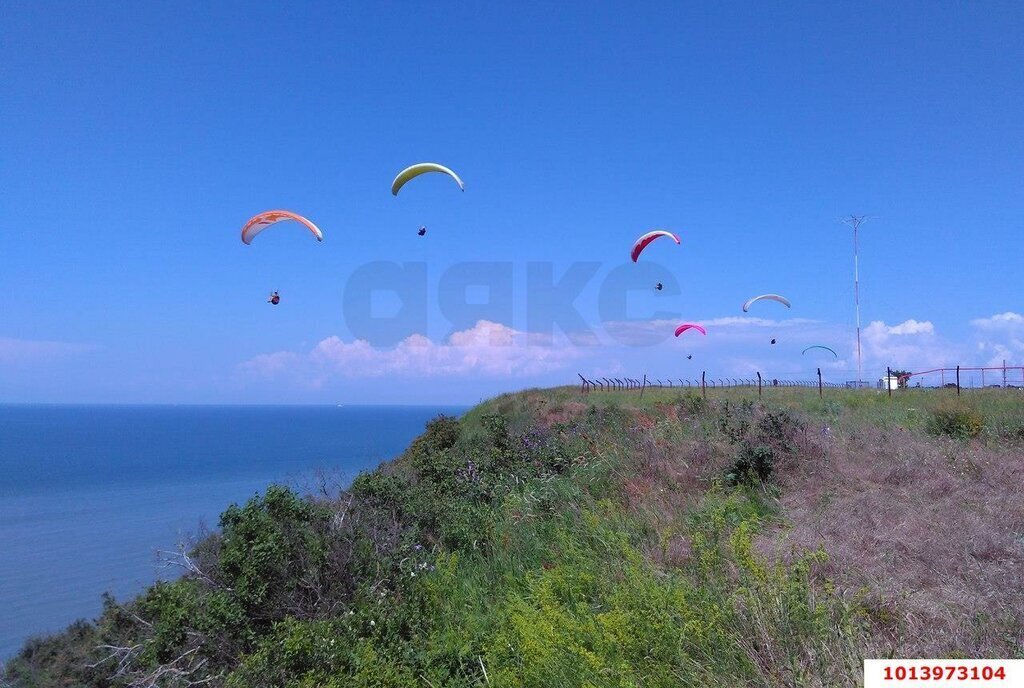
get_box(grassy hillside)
[4,387,1023,687]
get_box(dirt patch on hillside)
[538,402,589,427]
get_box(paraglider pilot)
[418,226,427,236]
[268,291,280,305]
[655,282,663,291]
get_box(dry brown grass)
[765,423,1024,657]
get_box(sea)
[0,404,465,661]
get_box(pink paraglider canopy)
[674,323,706,337]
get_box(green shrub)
[927,402,984,439]
[481,413,511,452]
[756,408,801,452]
[677,391,708,416]
[412,414,461,454]
[218,486,330,618]
[349,472,411,512]
[727,444,776,485]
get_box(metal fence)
[577,369,842,399]
[899,365,1024,393]
[576,363,1023,398]
[576,375,842,391]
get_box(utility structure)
[841,215,870,386]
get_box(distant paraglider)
[655,282,663,291]
[802,345,838,358]
[770,338,777,345]
[742,294,791,312]
[418,226,427,236]
[674,323,706,337]
[268,291,280,306]
[687,354,693,360]
[631,230,680,262]
[391,163,465,196]
[241,210,323,245]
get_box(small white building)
[878,375,900,390]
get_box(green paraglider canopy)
[802,345,838,358]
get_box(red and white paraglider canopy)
[631,230,680,262]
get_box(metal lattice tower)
[841,215,869,385]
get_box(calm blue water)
[0,404,464,660]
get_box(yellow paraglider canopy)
[391,163,465,196]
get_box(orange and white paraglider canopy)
[241,210,323,245]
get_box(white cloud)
[240,320,583,382]
[884,319,934,335]
[970,311,1024,330]
[969,312,1024,365]
[861,319,953,368]
[0,336,95,364]
[700,316,819,328]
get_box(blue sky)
[2,1,1022,403]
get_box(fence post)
[578,373,588,395]
[817,368,823,398]
[886,367,892,398]
[640,374,647,399]
[757,372,762,399]
[956,365,960,396]
[701,371,707,399]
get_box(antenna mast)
[841,215,869,385]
